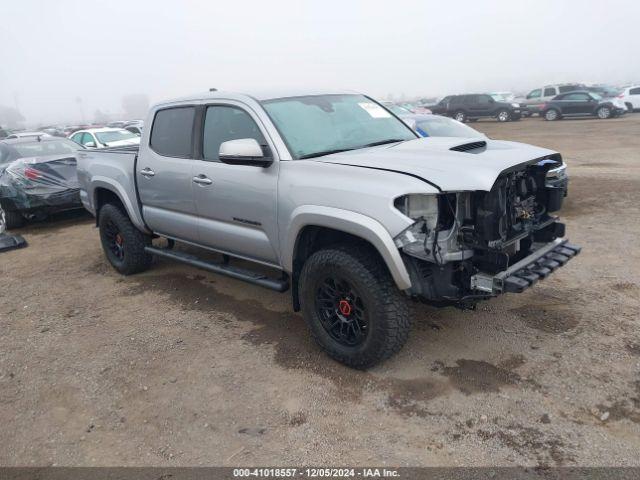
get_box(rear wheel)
[98,203,152,275]
[597,106,612,119]
[544,109,560,121]
[299,246,410,369]
[496,109,510,122]
[453,111,467,122]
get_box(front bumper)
[470,238,581,294]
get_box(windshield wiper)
[299,148,355,159]
[298,139,405,159]
[360,138,405,148]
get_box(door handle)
[140,168,155,178]
[193,175,213,186]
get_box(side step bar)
[144,246,289,292]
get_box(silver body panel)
[77,90,563,292]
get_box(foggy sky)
[1,0,638,125]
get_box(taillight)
[24,167,42,180]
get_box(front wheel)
[597,106,612,119]
[98,203,152,275]
[496,109,510,122]
[299,246,411,369]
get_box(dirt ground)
[1,115,639,468]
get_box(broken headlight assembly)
[393,194,439,259]
[394,194,439,228]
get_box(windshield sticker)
[358,102,391,118]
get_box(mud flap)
[0,233,27,253]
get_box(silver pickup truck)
[77,89,580,368]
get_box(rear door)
[192,102,280,264]
[136,106,199,242]
[476,94,495,116]
[464,95,483,117]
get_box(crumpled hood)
[312,137,558,191]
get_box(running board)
[144,246,289,292]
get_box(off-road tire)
[496,109,510,122]
[299,245,411,369]
[98,203,152,275]
[453,111,467,123]
[0,204,24,230]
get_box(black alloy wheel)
[315,276,368,347]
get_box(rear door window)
[630,87,640,95]
[544,87,556,96]
[150,107,196,157]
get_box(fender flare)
[90,177,149,232]
[284,205,412,290]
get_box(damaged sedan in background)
[0,136,84,230]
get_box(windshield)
[95,130,139,143]
[590,92,603,101]
[12,139,82,158]
[415,116,484,138]
[385,104,412,116]
[262,94,416,159]
[489,93,512,102]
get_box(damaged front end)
[394,156,581,306]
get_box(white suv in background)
[519,84,584,115]
[69,128,140,149]
[619,86,640,112]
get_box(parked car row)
[384,82,639,123]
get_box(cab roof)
[154,88,359,108]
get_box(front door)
[562,92,592,115]
[192,103,280,265]
[137,106,199,243]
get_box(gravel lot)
[1,115,639,467]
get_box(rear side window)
[630,87,640,95]
[544,87,556,96]
[150,107,195,157]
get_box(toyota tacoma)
[76,90,580,368]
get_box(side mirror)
[85,141,97,148]
[219,138,272,167]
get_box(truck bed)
[76,145,147,231]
